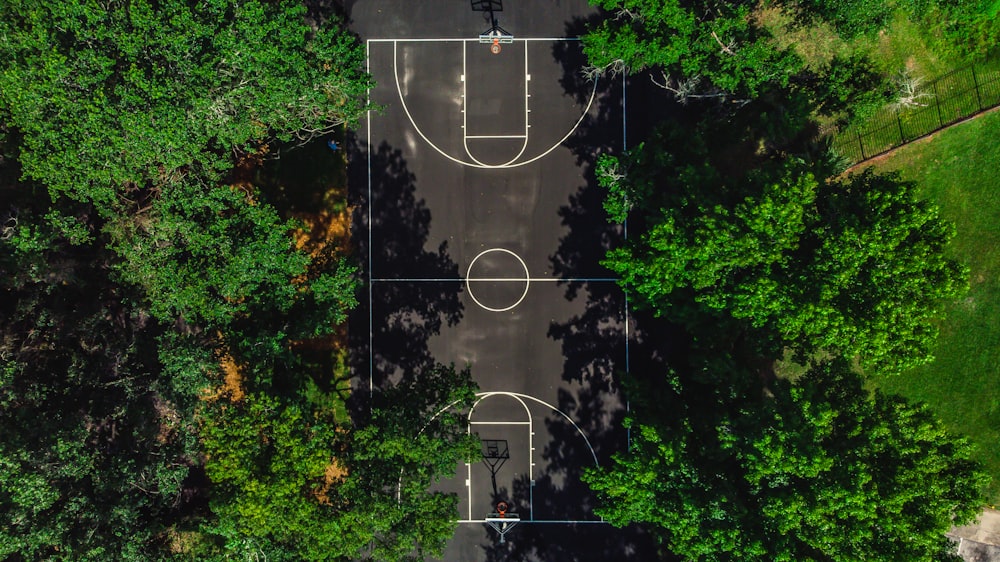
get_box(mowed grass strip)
[862,110,1000,502]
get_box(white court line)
[460,40,529,167]
[465,248,531,312]
[370,278,619,282]
[456,519,608,524]
[369,37,581,43]
[470,421,531,425]
[467,392,533,520]
[391,39,598,169]
[366,40,374,412]
[465,135,527,139]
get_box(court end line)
[368,37,583,43]
[456,519,608,525]
[370,277,620,282]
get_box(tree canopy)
[198,364,478,561]
[0,0,370,207]
[582,4,984,560]
[0,1,483,559]
[583,0,800,98]
[584,358,985,561]
[599,122,966,373]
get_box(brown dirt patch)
[201,348,246,403]
[313,457,349,506]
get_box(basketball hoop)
[486,500,520,544]
[490,38,501,55]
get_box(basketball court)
[350,1,652,559]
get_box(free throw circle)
[466,248,530,312]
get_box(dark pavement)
[349,2,655,559]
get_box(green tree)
[0,195,198,561]
[582,0,893,121]
[584,359,985,561]
[199,364,478,561]
[0,0,370,208]
[602,129,966,372]
[106,180,356,348]
[791,0,895,38]
[582,0,802,98]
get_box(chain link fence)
[833,57,1000,163]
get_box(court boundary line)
[363,33,628,529]
[456,519,608,524]
[366,40,374,412]
[368,37,581,43]
[370,277,618,283]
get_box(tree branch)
[710,31,736,56]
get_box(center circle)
[465,248,530,312]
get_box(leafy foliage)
[792,0,896,38]
[0,196,197,560]
[107,180,356,339]
[583,0,801,98]
[199,364,478,561]
[601,126,966,373]
[0,0,370,207]
[584,359,985,561]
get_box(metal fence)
[833,58,1000,163]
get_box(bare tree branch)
[599,159,627,184]
[710,30,736,56]
[581,58,628,82]
[892,70,934,110]
[615,7,643,21]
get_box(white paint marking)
[460,41,529,167]
[465,248,531,312]
[465,135,527,139]
[391,40,598,169]
[456,519,609,524]
[370,277,619,283]
[369,37,581,43]
[365,40,374,413]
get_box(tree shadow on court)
[552,15,606,107]
[346,136,465,412]
[496,27,687,558]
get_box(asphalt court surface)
[350,1,652,559]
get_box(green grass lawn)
[861,110,1000,503]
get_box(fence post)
[857,130,866,161]
[972,64,983,111]
[933,80,944,127]
[896,109,906,144]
